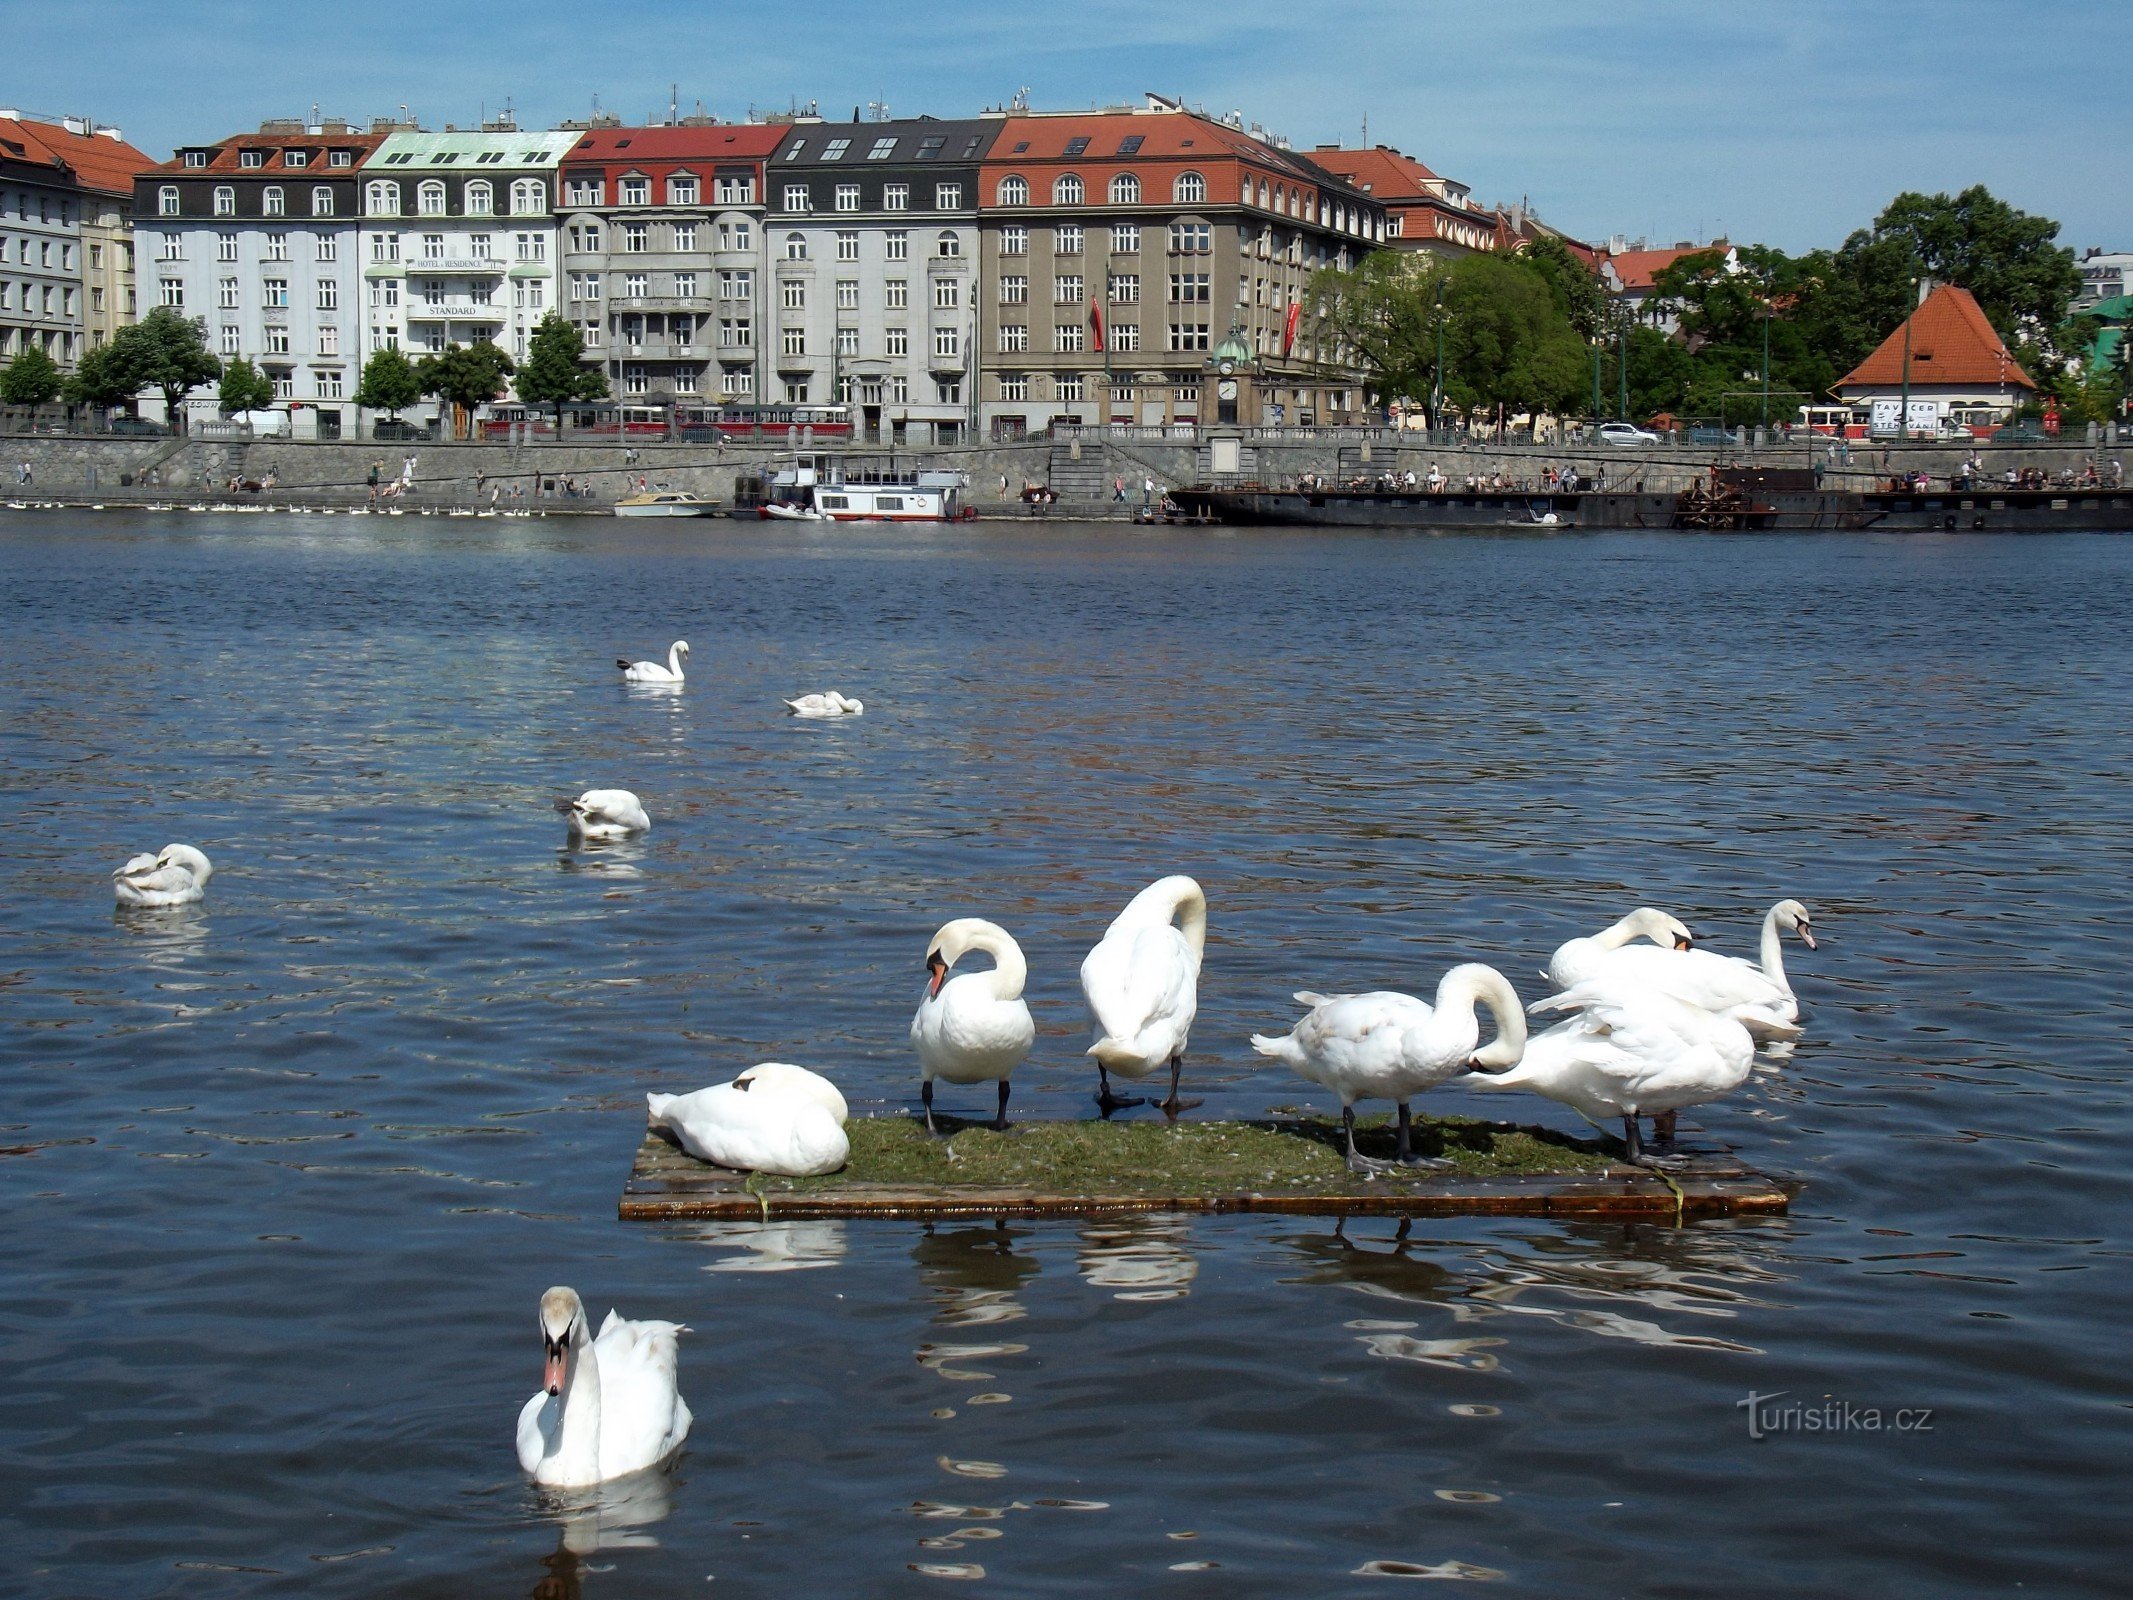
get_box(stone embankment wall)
[3,430,2119,510]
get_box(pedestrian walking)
[1142,476,1154,506]
[475,468,486,498]
[16,459,30,486]
[1113,475,1126,501]
[401,454,416,487]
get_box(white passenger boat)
[763,456,975,523]
[614,490,721,518]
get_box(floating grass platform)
[619,1114,1796,1221]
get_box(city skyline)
[5,0,2124,256]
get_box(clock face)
[1217,378,1239,401]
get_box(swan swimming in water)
[785,691,864,718]
[1251,965,1527,1172]
[647,1063,850,1177]
[112,844,213,908]
[617,641,689,683]
[910,918,1036,1132]
[1545,907,1694,990]
[555,789,651,841]
[515,1286,692,1488]
[1080,875,1207,1117]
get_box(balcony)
[715,338,756,355]
[611,294,717,312]
[616,341,703,362]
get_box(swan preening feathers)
[786,691,864,718]
[112,844,213,908]
[910,918,1036,1131]
[1080,876,1208,1117]
[618,640,689,683]
[555,789,651,842]
[516,1286,692,1489]
[647,1063,850,1178]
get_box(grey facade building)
[2,111,151,373]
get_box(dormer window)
[285,150,309,169]
[620,175,650,205]
[183,150,209,168]
[329,150,352,168]
[240,149,265,169]
[1063,137,1090,157]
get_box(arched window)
[1174,171,1206,204]
[1053,174,1083,205]
[262,186,285,217]
[418,180,447,216]
[213,186,235,216]
[996,175,1028,206]
[784,231,808,260]
[935,230,960,258]
[310,186,334,217]
[510,179,545,216]
[158,186,179,216]
[366,180,400,215]
[465,180,493,216]
[1108,173,1140,205]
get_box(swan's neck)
[1758,906,1792,996]
[667,645,685,676]
[552,1336,603,1478]
[1172,886,1208,961]
[972,930,1028,1001]
[1445,965,1527,1067]
[1594,915,1646,953]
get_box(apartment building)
[360,127,576,415]
[1311,145,1503,258]
[1,111,151,369]
[556,123,784,406]
[133,121,381,432]
[763,116,1003,445]
[974,98,1385,437]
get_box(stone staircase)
[1045,438,1114,501]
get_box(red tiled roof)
[987,110,1336,186]
[0,115,153,194]
[144,129,382,178]
[1836,283,2035,391]
[1312,146,1445,198]
[565,124,787,165]
[1605,244,1725,291]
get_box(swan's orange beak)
[1673,933,1694,950]
[925,953,948,999]
[543,1338,568,1397]
[1797,925,1817,951]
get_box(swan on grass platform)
[647,1063,850,1177]
[1465,978,1782,1166]
[1080,875,1207,1118]
[911,918,1036,1132]
[785,691,863,718]
[112,844,213,908]
[617,640,689,683]
[516,1286,692,1489]
[1251,964,1527,1173]
[555,789,651,842]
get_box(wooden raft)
[618,1131,1796,1222]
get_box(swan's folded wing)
[593,1315,691,1470]
[1081,925,1192,1043]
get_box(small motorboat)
[614,491,721,518]
[759,501,824,521]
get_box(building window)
[718,316,753,347]
[935,278,960,309]
[721,368,755,398]
[465,181,492,216]
[1168,222,1211,253]
[1108,174,1140,205]
[1167,323,1210,350]
[884,230,908,261]
[213,187,235,216]
[836,278,859,310]
[161,280,184,308]
[1111,323,1140,352]
[415,181,444,217]
[783,183,812,213]
[1054,175,1084,206]
[933,328,959,361]
[422,233,445,261]
[998,275,1027,305]
[565,177,601,206]
[517,232,544,262]
[668,176,698,205]
[835,183,860,213]
[716,220,751,251]
[1055,274,1084,305]
[511,180,544,215]
[672,222,697,251]
[318,366,342,397]
[218,278,240,309]
[219,324,240,355]
[263,186,285,217]
[718,269,752,300]
[367,181,400,215]
[1058,373,1085,402]
[934,231,960,258]
[182,150,208,168]
[1169,273,1211,303]
[674,270,698,298]
[315,232,337,263]
[781,327,805,356]
[891,375,909,402]
[311,186,334,217]
[263,278,289,308]
[317,279,338,311]
[240,149,265,169]
[883,183,908,211]
[784,232,808,260]
[935,183,962,210]
[999,372,1027,401]
[158,186,179,216]
[623,222,647,252]
[999,324,1027,352]
[1174,172,1207,204]
[835,327,858,357]
[783,378,810,403]
[1111,223,1140,255]
[265,327,290,355]
[1056,224,1083,254]
[885,278,908,309]
[264,232,288,262]
[782,280,806,309]
[836,230,859,262]
[621,176,650,205]
[935,378,961,405]
[624,272,649,297]
[217,231,239,262]
[1109,272,1139,303]
[997,176,1028,207]
[1001,225,1028,256]
[714,176,753,204]
[1054,323,1084,352]
[884,327,908,356]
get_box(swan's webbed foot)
[1616,1114,1689,1169]
[922,1081,948,1139]
[1156,1059,1200,1120]
[1392,1102,1452,1169]
[1342,1106,1390,1176]
[1095,1068,1144,1117]
[1399,1152,1455,1170]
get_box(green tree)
[515,313,609,430]
[352,346,423,419]
[0,344,64,409]
[103,308,221,431]
[1305,250,1439,412]
[417,340,516,439]
[64,343,135,411]
[1435,253,1590,423]
[1525,234,1606,341]
[217,356,274,415]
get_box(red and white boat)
[763,457,975,523]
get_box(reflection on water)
[915,1221,1039,1324]
[1076,1216,1199,1300]
[688,1219,848,1272]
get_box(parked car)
[107,417,167,437]
[371,418,433,441]
[1596,420,1661,446]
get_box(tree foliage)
[104,308,221,427]
[217,356,274,415]
[0,344,64,408]
[63,343,135,411]
[1306,251,1439,412]
[353,346,422,417]
[516,314,609,424]
[417,340,516,438]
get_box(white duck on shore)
[1080,875,1207,1117]
[910,918,1036,1132]
[647,1063,850,1177]
[555,789,651,842]
[112,844,214,908]
[1251,964,1527,1172]
[515,1286,692,1488]
[785,691,864,718]
[617,640,689,684]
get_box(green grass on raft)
[762,1112,1616,1196]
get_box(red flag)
[1089,296,1105,354]
[1282,300,1302,359]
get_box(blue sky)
[5,0,2124,254]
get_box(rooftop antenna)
[1360,110,1367,146]
[868,98,891,121]
[670,83,679,123]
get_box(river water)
[2,511,2127,1597]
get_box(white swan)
[516,1286,692,1488]
[618,640,689,683]
[1467,978,1778,1165]
[1080,875,1207,1116]
[555,789,651,841]
[112,844,213,908]
[1251,965,1527,1172]
[647,1063,850,1177]
[785,691,864,718]
[1546,907,1694,990]
[911,918,1036,1132]
[1575,900,1815,1042]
